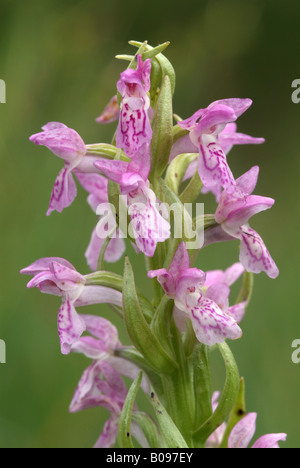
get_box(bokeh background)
[0,0,299,448]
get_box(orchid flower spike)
[116,54,153,158]
[20,258,122,354]
[148,242,242,346]
[171,99,264,196]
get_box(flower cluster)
[21,41,286,448]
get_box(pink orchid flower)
[171,99,264,196]
[94,144,170,257]
[116,54,153,158]
[207,166,279,279]
[20,258,122,355]
[29,122,99,216]
[69,361,148,448]
[148,243,242,346]
[207,393,286,448]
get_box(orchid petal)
[227,301,247,323]
[210,98,252,119]
[148,269,175,297]
[228,413,257,448]
[57,298,86,355]
[47,166,77,216]
[94,418,119,448]
[169,134,198,162]
[252,433,287,449]
[235,166,260,195]
[85,228,125,272]
[30,124,86,162]
[169,242,191,281]
[236,226,279,278]
[74,285,123,308]
[224,263,245,286]
[93,159,128,184]
[191,104,236,138]
[205,283,230,312]
[96,95,120,124]
[20,257,76,275]
[185,298,242,346]
[198,140,235,193]
[116,96,152,158]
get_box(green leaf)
[193,342,240,445]
[150,390,188,448]
[117,372,143,448]
[150,75,173,180]
[132,412,161,448]
[123,257,177,374]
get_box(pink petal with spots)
[236,226,279,279]
[198,140,235,193]
[58,299,86,355]
[186,298,242,346]
[47,166,77,216]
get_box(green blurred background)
[0,0,299,448]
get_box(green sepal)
[193,342,240,445]
[165,153,198,195]
[150,75,173,180]
[117,372,143,448]
[123,257,178,374]
[150,390,188,448]
[85,143,129,162]
[219,377,246,448]
[131,412,161,448]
